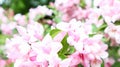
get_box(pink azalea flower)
[56,19,108,67]
[29,6,53,20]
[104,57,115,67]
[14,14,27,26]
[0,7,9,23]
[105,24,120,45]
[0,59,6,67]
[55,0,85,22]
[1,22,16,35]
[96,0,120,23]
[17,22,44,43]
[5,36,31,61]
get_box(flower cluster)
[0,0,120,67]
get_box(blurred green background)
[0,0,55,14]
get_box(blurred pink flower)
[104,58,115,67]
[29,6,53,21]
[105,24,120,45]
[17,22,44,42]
[14,14,27,26]
[0,59,6,67]
[1,22,16,35]
[56,19,108,66]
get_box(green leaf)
[65,46,75,55]
[89,33,96,37]
[91,21,107,34]
[108,46,120,60]
[102,37,110,44]
[0,34,11,45]
[98,22,107,32]
[101,59,104,67]
[58,54,66,60]
[12,28,18,34]
[52,9,62,23]
[112,61,120,67]
[98,15,103,20]
[58,34,69,59]
[92,24,98,33]
[79,0,86,9]
[0,30,2,34]
[91,0,94,8]
[114,20,120,25]
[78,64,84,67]
[50,29,61,38]
[53,16,61,23]
[44,24,51,36]
[0,49,8,60]
[34,15,45,21]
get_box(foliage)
[1,0,55,14]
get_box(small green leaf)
[12,28,18,34]
[101,59,104,67]
[114,20,120,25]
[50,29,61,38]
[0,34,11,45]
[112,61,120,67]
[98,22,107,32]
[102,37,110,44]
[79,0,86,9]
[53,16,61,23]
[34,15,45,21]
[53,10,62,23]
[89,33,96,37]
[0,49,8,60]
[61,34,69,54]
[92,24,98,33]
[65,46,75,55]
[92,21,107,34]
[98,15,103,20]
[44,24,51,36]
[91,0,94,8]
[78,64,84,67]
[58,54,66,60]
[0,30,2,34]
[58,34,69,59]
